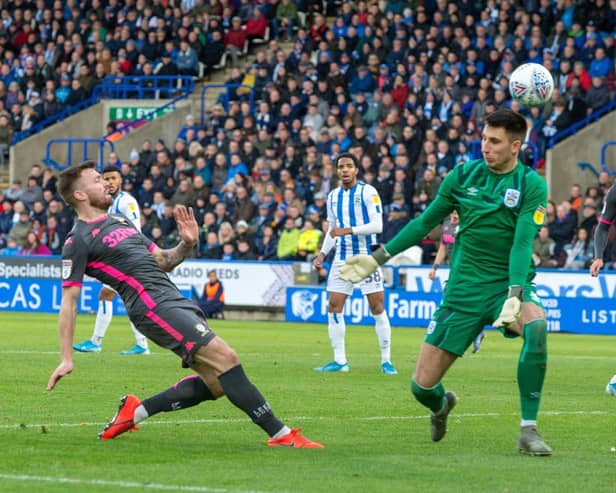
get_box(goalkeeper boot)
[267,428,324,448]
[99,394,141,440]
[430,391,457,442]
[518,425,553,456]
[314,361,349,372]
[72,339,102,353]
[381,361,398,375]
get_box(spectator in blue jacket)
[176,40,200,76]
[349,65,376,101]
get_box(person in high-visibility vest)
[199,269,225,319]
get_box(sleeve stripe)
[599,217,613,225]
[62,281,83,288]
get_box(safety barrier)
[14,75,195,146]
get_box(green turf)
[1,312,615,493]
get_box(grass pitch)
[0,312,615,493]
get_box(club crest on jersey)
[62,260,72,280]
[503,188,520,208]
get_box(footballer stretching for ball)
[47,161,323,449]
[341,109,552,455]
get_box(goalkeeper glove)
[340,247,391,283]
[492,285,523,328]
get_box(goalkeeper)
[341,109,551,456]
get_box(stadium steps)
[0,164,9,189]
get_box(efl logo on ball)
[509,63,554,107]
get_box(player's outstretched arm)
[151,205,198,272]
[47,286,80,390]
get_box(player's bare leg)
[411,343,458,442]
[367,291,397,375]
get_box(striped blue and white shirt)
[108,191,141,232]
[322,182,383,261]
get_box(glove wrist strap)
[508,285,523,300]
[372,246,391,265]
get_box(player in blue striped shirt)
[313,153,398,375]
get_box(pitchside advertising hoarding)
[285,267,616,335]
[0,257,294,313]
[2,256,616,334]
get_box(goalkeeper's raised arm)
[340,182,455,283]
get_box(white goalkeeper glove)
[340,247,391,283]
[493,285,523,328]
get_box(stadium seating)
[0,0,615,266]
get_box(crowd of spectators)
[0,0,616,273]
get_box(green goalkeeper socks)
[411,379,446,414]
[517,319,548,421]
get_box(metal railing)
[600,141,616,174]
[42,76,196,169]
[14,75,195,145]
[547,98,616,149]
[44,138,115,171]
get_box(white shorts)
[327,259,384,296]
[101,284,117,294]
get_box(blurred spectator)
[579,198,599,236]
[198,270,225,319]
[176,40,199,77]
[201,231,223,259]
[256,225,279,260]
[563,228,594,270]
[21,175,43,210]
[382,203,408,244]
[0,113,13,164]
[533,226,559,268]
[5,179,23,202]
[18,231,51,256]
[586,76,612,114]
[0,237,19,256]
[273,0,298,41]
[296,218,322,261]
[236,237,258,260]
[9,209,31,247]
[548,201,578,260]
[225,17,248,68]
[276,216,300,260]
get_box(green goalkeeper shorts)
[424,283,544,356]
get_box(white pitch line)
[2,349,615,361]
[0,473,271,493]
[0,410,608,430]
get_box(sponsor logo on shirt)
[102,227,139,248]
[533,205,546,225]
[503,188,521,208]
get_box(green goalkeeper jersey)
[386,159,548,306]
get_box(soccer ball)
[509,63,554,107]
[605,374,616,396]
